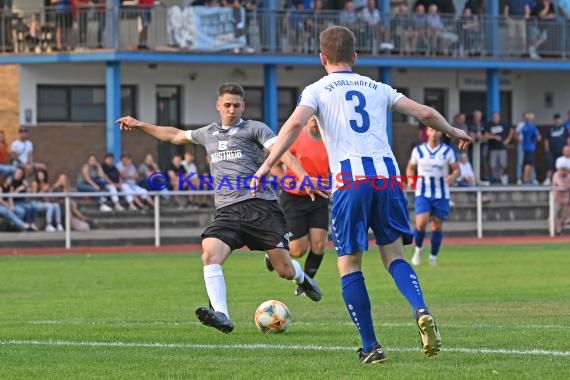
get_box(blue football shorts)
[331,178,413,256]
[414,195,450,221]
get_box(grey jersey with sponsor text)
[189,120,278,209]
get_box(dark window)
[37,85,137,122]
[242,87,298,124]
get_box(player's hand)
[302,177,330,201]
[251,164,271,197]
[116,116,142,132]
[449,127,472,150]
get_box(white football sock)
[203,264,229,318]
[291,259,305,284]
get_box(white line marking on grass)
[1,339,569,357]
[12,320,570,330]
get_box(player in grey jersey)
[117,83,326,333]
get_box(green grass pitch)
[1,243,569,379]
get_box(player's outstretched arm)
[117,116,189,145]
[256,106,315,177]
[251,106,314,195]
[279,150,329,200]
[394,97,472,150]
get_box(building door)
[156,86,182,172]
[424,88,447,120]
[459,91,512,127]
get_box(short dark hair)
[217,83,245,99]
[319,26,356,65]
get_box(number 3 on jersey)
[345,90,370,133]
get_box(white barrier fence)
[1,187,566,249]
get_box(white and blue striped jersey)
[298,71,403,193]
[410,143,456,199]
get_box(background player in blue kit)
[406,128,460,267]
[252,25,471,363]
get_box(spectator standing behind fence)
[516,113,532,184]
[137,0,156,49]
[552,148,570,235]
[25,13,42,53]
[411,3,428,55]
[504,0,530,56]
[544,113,570,185]
[484,112,515,185]
[304,0,328,53]
[528,0,555,59]
[51,0,73,51]
[468,110,488,182]
[521,113,541,185]
[425,4,445,56]
[459,6,480,56]
[558,0,570,54]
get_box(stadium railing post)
[476,189,483,239]
[65,195,71,249]
[154,193,160,247]
[548,190,555,238]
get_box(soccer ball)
[254,300,291,333]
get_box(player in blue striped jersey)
[406,128,460,266]
[253,26,471,363]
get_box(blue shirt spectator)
[507,0,531,16]
[522,121,541,152]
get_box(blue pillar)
[379,67,393,146]
[264,64,278,133]
[105,0,120,49]
[106,61,122,159]
[488,0,499,57]
[379,0,390,29]
[486,69,500,122]
[267,0,277,53]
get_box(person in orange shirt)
[267,116,331,296]
[0,131,17,177]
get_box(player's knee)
[200,249,223,265]
[311,240,326,255]
[289,249,305,258]
[274,261,295,280]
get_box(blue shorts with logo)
[414,196,450,220]
[331,179,414,256]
